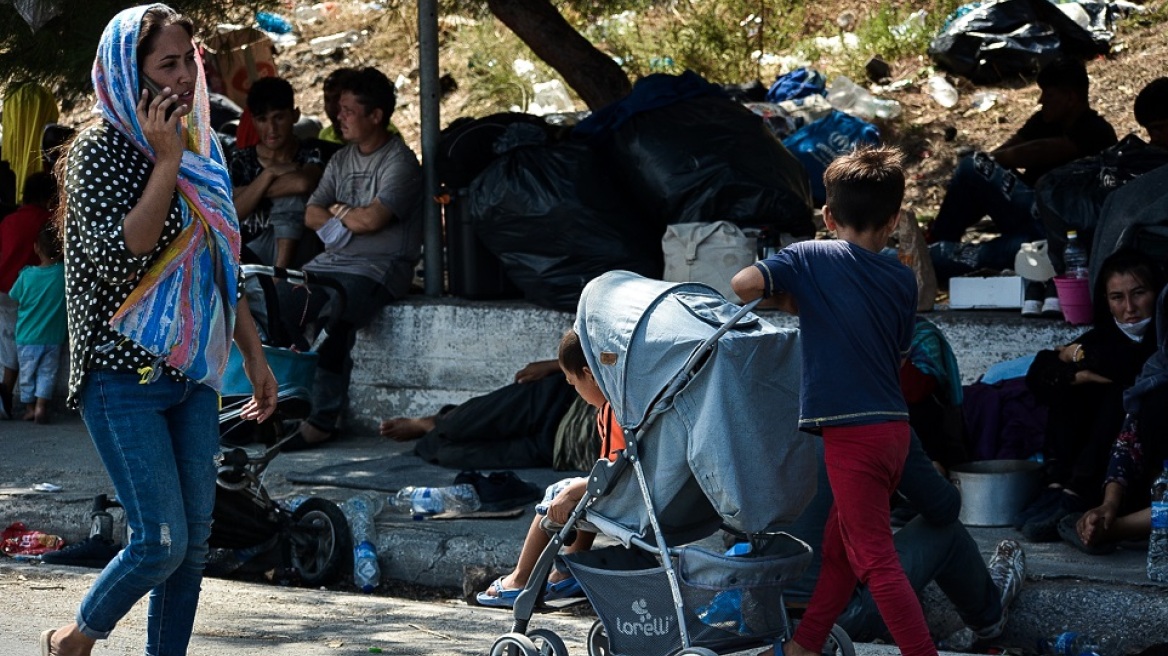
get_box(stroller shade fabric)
[575,271,815,543]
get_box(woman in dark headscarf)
[1020,249,1164,541]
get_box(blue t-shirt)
[754,239,916,430]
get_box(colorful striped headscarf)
[92,4,240,389]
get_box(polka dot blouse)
[62,121,188,408]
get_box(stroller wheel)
[673,649,717,656]
[586,621,609,656]
[824,624,855,656]
[490,632,539,656]
[527,629,568,656]
[289,498,351,587]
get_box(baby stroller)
[488,271,855,656]
[205,264,352,587]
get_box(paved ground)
[2,415,1166,654]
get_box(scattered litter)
[2,522,65,556]
[408,623,454,641]
[33,483,62,493]
[309,30,360,56]
[969,91,1001,113]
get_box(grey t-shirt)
[306,134,422,298]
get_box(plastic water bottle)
[342,493,383,592]
[1148,461,1168,582]
[309,30,360,56]
[926,75,959,108]
[390,485,481,517]
[255,11,293,34]
[1064,230,1089,279]
[1038,632,1101,656]
[826,76,874,120]
[696,543,752,634]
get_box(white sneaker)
[1041,295,1062,319]
[942,539,1025,651]
[1022,281,1044,318]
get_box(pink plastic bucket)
[1053,275,1093,325]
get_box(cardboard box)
[949,275,1024,309]
[203,27,277,107]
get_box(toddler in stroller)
[205,265,351,587]
[488,271,855,656]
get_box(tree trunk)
[487,0,631,110]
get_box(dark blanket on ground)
[414,374,577,469]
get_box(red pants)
[792,421,936,656]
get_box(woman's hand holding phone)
[137,79,188,163]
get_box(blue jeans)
[76,370,219,656]
[834,515,1002,642]
[931,152,1042,270]
[17,343,62,402]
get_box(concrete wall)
[346,299,1084,434]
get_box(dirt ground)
[273,2,1168,224]
[59,2,1168,224]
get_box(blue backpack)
[782,110,881,205]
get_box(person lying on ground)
[474,329,625,608]
[380,359,560,440]
[1061,285,1168,554]
[1019,249,1164,542]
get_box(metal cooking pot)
[949,460,1042,527]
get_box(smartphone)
[140,76,178,120]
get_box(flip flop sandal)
[544,575,583,601]
[475,577,523,608]
[1057,513,1117,555]
[40,629,56,656]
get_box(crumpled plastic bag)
[2,522,65,556]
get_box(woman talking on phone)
[40,5,277,655]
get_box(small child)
[731,146,936,656]
[475,328,625,607]
[9,224,67,424]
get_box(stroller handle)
[240,264,349,352]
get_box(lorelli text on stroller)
[206,264,352,587]
[489,270,855,656]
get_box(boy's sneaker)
[942,539,1025,651]
[1022,281,1044,318]
[1040,280,1062,319]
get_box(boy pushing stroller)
[732,146,935,656]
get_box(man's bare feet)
[379,416,436,441]
[23,407,35,421]
[299,421,333,445]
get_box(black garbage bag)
[609,95,814,235]
[436,112,555,189]
[928,0,1108,84]
[469,141,663,311]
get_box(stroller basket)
[565,536,812,656]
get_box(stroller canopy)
[575,271,815,544]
